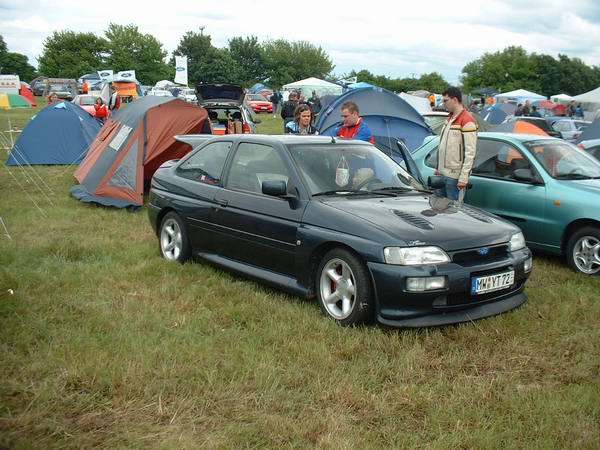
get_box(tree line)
[1,26,600,97]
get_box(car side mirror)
[262,180,288,197]
[513,168,539,183]
[428,175,446,189]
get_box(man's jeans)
[435,176,465,202]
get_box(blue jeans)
[435,176,463,201]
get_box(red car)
[246,94,273,113]
[72,94,101,117]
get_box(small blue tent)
[315,87,433,158]
[6,101,101,166]
[480,103,517,125]
[249,83,267,94]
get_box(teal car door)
[465,138,548,245]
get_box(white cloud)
[2,0,600,83]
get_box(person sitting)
[94,97,108,122]
[335,101,375,144]
[47,92,59,103]
[529,105,542,117]
[285,104,318,135]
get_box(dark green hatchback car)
[412,132,600,275]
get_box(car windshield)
[288,143,421,195]
[49,84,69,91]
[248,95,267,101]
[524,140,600,179]
[78,96,96,105]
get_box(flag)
[97,70,114,82]
[116,70,136,81]
[174,55,188,86]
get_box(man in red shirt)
[335,101,375,144]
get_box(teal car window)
[471,140,531,180]
[524,140,600,179]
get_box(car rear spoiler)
[174,134,215,147]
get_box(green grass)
[1,102,600,449]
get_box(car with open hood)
[195,83,259,134]
[412,132,600,275]
[148,135,532,327]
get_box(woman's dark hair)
[294,104,312,122]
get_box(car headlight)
[509,232,526,251]
[384,246,450,265]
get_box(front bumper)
[368,247,532,327]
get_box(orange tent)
[71,96,211,208]
[493,120,548,136]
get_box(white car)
[178,88,197,103]
[147,88,174,97]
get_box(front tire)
[316,248,374,326]
[159,212,191,263]
[566,226,600,275]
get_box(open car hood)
[196,84,244,105]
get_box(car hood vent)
[459,205,493,223]
[391,209,434,230]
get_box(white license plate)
[471,270,514,295]
[261,107,267,109]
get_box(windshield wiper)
[312,189,396,197]
[555,174,600,180]
[370,186,415,193]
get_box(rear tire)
[566,226,600,275]
[159,212,191,263]
[316,248,374,326]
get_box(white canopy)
[399,92,431,113]
[550,93,573,103]
[495,89,546,104]
[571,86,600,104]
[155,80,177,89]
[282,77,342,97]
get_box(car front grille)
[451,244,510,264]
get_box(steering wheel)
[566,167,585,176]
[354,177,383,191]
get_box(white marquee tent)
[550,93,573,103]
[572,86,600,104]
[282,77,343,98]
[495,89,546,104]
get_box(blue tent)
[315,87,433,158]
[249,83,267,94]
[480,103,517,125]
[6,101,101,166]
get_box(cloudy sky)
[2,0,600,84]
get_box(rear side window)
[176,141,232,185]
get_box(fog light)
[524,256,533,272]
[406,276,447,292]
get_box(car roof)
[477,132,560,143]
[202,134,367,146]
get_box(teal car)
[411,132,600,275]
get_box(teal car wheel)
[566,226,600,275]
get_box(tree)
[1,52,37,81]
[460,46,539,94]
[0,35,37,81]
[172,31,242,86]
[262,39,334,87]
[38,30,108,79]
[228,36,266,86]
[104,23,171,85]
[418,72,450,94]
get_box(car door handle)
[215,199,228,207]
